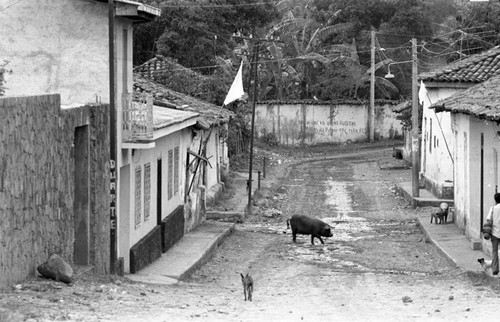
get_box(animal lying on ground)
[287,214,333,245]
[478,258,492,272]
[240,273,253,301]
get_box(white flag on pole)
[418,80,427,105]
[223,61,245,106]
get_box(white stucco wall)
[205,128,220,190]
[453,114,469,234]
[255,102,402,146]
[119,130,189,272]
[454,113,500,241]
[0,0,112,105]
[420,84,474,197]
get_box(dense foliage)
[134,0,279,69]
[133,0,500,103]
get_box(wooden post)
[247,39,260,210]
[370,30,375,142]
[411,38,420,199]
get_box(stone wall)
[0,95,110,288]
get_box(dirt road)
[2,145,500,322]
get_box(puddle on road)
[286,244,362,269]
[323,180,373,241]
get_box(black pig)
[287,214,333,245]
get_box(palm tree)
[333,39,398,99]
[265,2,353,99]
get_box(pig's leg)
[292,229,297,242]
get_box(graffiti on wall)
[255,102,403,146]
[305,120,367,137]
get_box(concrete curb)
[206,210,245,222]
[416,217,460,269]
[126,222,235,285]
[177,222,235,281]
[394,183,454,208]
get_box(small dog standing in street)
[240,273,253,301]
[430,202,450,224]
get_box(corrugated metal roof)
[419,46,500,83]
[430,75,500,122]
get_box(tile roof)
[134,74,234,126]
[430,75,500,122]
[134,55,210,84]
[134,55,215,104]
[419,46,500,83]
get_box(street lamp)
[384,39,420,201]
[384,60,412,79]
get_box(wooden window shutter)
[168,149,173,200]
[174,146,179,195]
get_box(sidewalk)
[126,221,235,285]
[396,181,490,272]
[126,171,251,285]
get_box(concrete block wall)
[0,95,110,288]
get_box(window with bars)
[144,163,151,221]
[174,147,179,195]
[135,166,142,228]
[167,146,180,200]
[168,149,173,200]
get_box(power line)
[0,0,23,13]
[160,0,281,8]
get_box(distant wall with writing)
[255,101,403,146]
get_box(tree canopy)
[133,0,500,103]
[134,0,280,69]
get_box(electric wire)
[159,0,281,8]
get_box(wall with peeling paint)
[0,0,111,105]
[420,85,471,199]
[255,101,402,146]
[453,113,500,244]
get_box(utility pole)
[235,35,283,211]
[411,37,420,199]
[370,30,375,142]
[247,39,260,211]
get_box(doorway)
[74,125,90,265]
[157,158,162,225]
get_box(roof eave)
[94,0,161,22]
